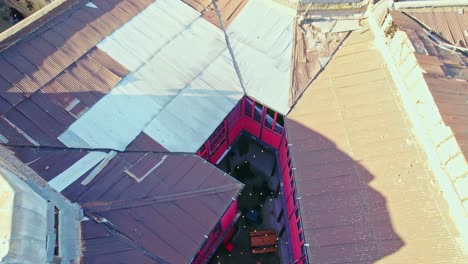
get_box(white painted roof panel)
[97,0,200,71]
[60,1,243,152]
[48,151,107,192]
[226,0,294,114]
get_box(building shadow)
[0,0,405,263]
[285,119,405,263]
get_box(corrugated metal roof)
[226,0,295,114]
[8,147,242,264]
[183,0,249,29]
[97,0,200,71]
[287,28,468,263]
[406,8,468,47]
[390,10,468,158]
[61,0,243,152]
[0,0,142,148]
[290,19,350,107]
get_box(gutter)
[394,0,468,9]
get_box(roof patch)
[125,154,168,183]
[48,151,107,192]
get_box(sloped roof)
[0,1,253,262]
[0,0,296,153]
[286,28,468,263]
[390,10,468,157]
[8,147,242,263]
[289,18,351,107]
[45,0,244,152]
[0,0,146,147]
[405,7,468,47]
[226,0,295,114]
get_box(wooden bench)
[250,230,278,255]
[252,247,278,254]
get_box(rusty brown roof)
[390,10,468,158]
[405,7,468,47]
[286,28,468,263]
[289,18,349,107]
[8,147,242,263]
[0,1,247,263]
[182,0,248,29]
[0,0,154,147]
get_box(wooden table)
[250,230,278,254]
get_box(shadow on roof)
[285,119,405,263]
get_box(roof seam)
[3,144,194,155]
[211,0,247,94]
[287,29,352,116]
[322,31,388,259]
[82,184,243,212]
[86,213,169,264]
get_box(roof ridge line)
[211,0,247,94]
[2,144,194,155]
[82,183,243,212]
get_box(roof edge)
[297,0,369,11]
[394,0,468,10]
[367,8,468,250]
[0,0,81,51]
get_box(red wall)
[221,200,238,231]
[196,96,306,264]
[193,200,239,264]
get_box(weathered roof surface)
[0,0,297,151]
[226,0,295,114]
[289,19,350,107]
[182,0,249,28]
[58,0,244,152]
[301,0,364,3]
[406,8,468,47]
[390,11,468,157]
[8,147,243,263]
[0,0,149,147]
[0,3,245,262]
[0,167,48,264]
[286,28,468,263]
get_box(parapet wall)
[368,6,468,247]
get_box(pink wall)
[193,200,239,264]
[221,200,238,231]
[196,96,306,263]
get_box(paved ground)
[208,134,289,264]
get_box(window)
[253,102,263,123]
[244,98,254,118]
[274,114,284,133]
